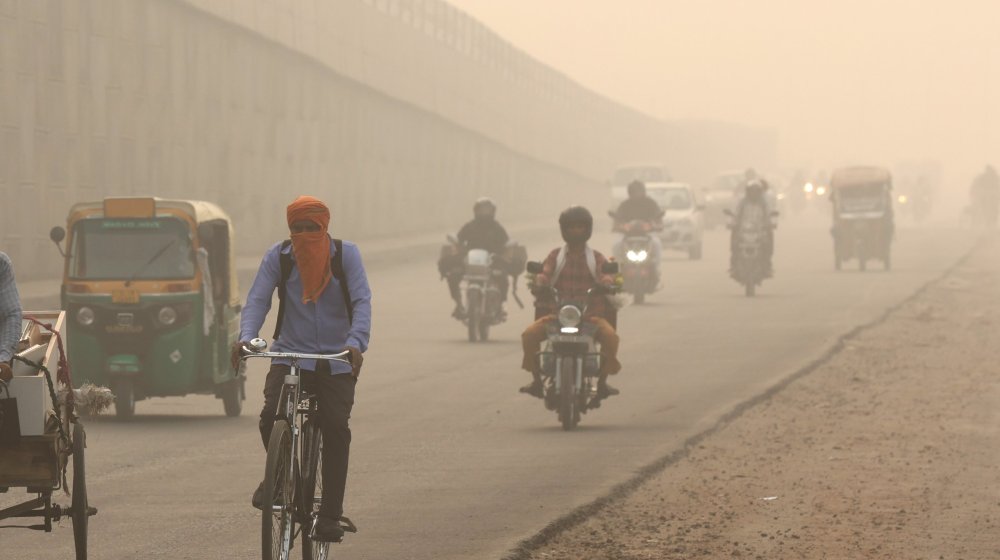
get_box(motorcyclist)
[520,206,621,400]
[969,165,1000,226]
[730,179,775,276]
[611,180,663,285]
[444,198,510,318]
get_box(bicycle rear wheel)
[300,419,330,560]
[262,420,295,560]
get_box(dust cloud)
[450,0,999,211]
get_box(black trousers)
[259,362,356,519]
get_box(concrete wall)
[0,0,774,281]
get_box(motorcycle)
[609,213,662,304]
[526,260,620,430]
[725,207,778,297]
[444,236,525,342]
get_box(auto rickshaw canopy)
[64,197,239,307]
[830,166,892,191]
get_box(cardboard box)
[9,312,64,436]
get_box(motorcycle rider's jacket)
[457,217,509,254]
[534,245,612,319]
[614,196,662,224]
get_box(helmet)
[473,197,496,220]
[745,179,764,198]
[627,180,646,197]
[559,206,593,244]
[744,168,759,182]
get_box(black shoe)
[596,382,620,399]
[452,303,466,320]
[251,481,264,510]
[311,516,345,543]
[519,380,544,399]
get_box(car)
[610,163,672,198]
[646,182,705,260]
[702,170,744,229]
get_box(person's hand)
[230,341,249,372]
[344,346,363,379]
[0,362,12,383]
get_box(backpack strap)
[332,239,354,325]
[273,239,354,340]
[273,240,294,340]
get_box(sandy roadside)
[519,237,1000,560]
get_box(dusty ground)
[526,238,1000,560]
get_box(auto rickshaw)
[829,166,894,271]
[49,197,244,418]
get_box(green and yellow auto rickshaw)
[49,197,244,418]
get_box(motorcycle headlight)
[76,306,95,327]
[626,250,648,263]
[558,305,582,328]
[158,305,178,326]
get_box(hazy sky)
[448,0,999,182]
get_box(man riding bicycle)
[232,196,372,542]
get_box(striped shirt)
[0,252,22,364]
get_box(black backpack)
[273,239,353,339]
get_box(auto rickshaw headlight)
[158,306,178,326]
[76,306,95,327]
[558,305,582,329]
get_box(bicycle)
[240,338,358,560]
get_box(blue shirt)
[0,252,22,364]
[240,239,372,374]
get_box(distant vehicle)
[702,171,745,229]
[610,163,672,198]
[830,166,894,271]
[646,182,705,259]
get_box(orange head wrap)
[286,196,332,303]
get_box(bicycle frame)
[241,339,352,559]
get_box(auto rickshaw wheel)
[71,421,90,560]
[222,377,244,417]
[111,377,136,419]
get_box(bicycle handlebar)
[239,338,352,365]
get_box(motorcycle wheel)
[745,282,755,297]
[478,320,490,341]
[859,258,867,272]
[466,290,481,343]
[558,357,578,431]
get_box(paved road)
[2,222,977,559]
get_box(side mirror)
[49,226,65,243]
[49,226,68,258]
[526,261,544,275]
[601,261,620,275]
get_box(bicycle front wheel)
[300,419,330,560]
[262,420,295,560]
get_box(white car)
[646,182,704,260]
